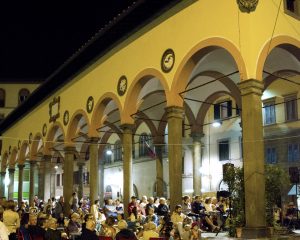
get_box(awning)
[288,184,300,195]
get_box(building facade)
[0,0,299,237]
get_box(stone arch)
[90,92,122,137]
[9,147,18,168]
[256,35,300,80]
[122,68,170,124]
[30,133,43,160]
[195,91,238,134]
[134,112,158,137]
[66,109,91,142]
[263,69,300,90]
[19,141,30,165]
[171,37,247,107]
[44,122,66,155]
[1,151,8,171]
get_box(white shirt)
[0,221,9,240]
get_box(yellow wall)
[1,0,300,162]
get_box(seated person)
[67,212,82,236]
[45,218,63,240]
[81,217,98,240]
[145,207,158,225]
[100,216,117,239]
[103,199,118,218]
[28,214,46,239]
[142,221,159,240]
[284,202,298,227]
[115,220,138,240]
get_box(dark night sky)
[0,1,136,80]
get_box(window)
[18,88,30,104]
[266,147,277,164]
[264,102,276,125]
[214,100,232,120]
[73,171,79,185]
[114,140,122,162]
[83,172,89,185]
[0,89,5,107]
[288,143,300,162]
[285,95,297,121]
[104,144,112,164]
[285,0,300,18]
[56,174,60,186]
[219,140,230,161]
[139,133,149,157]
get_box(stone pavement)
[201,230,300,239]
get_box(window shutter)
[227,101,232,117]
[214,104,220,120]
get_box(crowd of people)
[0,193,232,240]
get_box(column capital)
[77,161,85,167]
[165,106,184,119]
[43,155,52,162]
[120,124,135,133]
[190,132,205,142]
[29,160,37,166]
[89,137,100,144]
[64,146,76,154]
[8,168,15,174]
[18,164,25,170]
[238,79,263,97]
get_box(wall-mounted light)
[106,149,113,155]
[212,121,222,128]
[54,165,58,169]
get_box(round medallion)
[63,111,69,126]
[42,123,47,137]
[117,76,127,96]
[29,132,33,144]
[86,96,94,113]
[161,49,175,73]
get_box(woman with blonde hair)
[3,200,20,240]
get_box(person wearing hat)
[115,219,138,240]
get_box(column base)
[241,226,268,239]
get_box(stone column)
[154,137,164,197]
[77,161,85,200]
[8,168,15,200]
[99,159,105,206]
[38,155,51,201]
[238,79,266,238]
[120,124,134,218]
[17,164,25,206]
[63,146,75,215]
[29,161,36,206]
[166,106,184,211]
[190,133,204,196]
[89,137,99,204]
[0,171,6,197]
